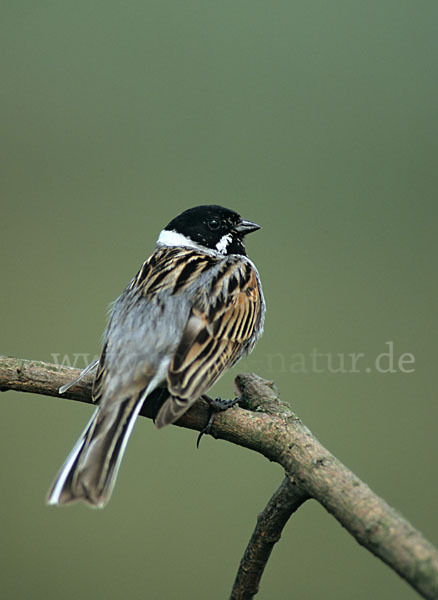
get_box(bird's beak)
[235,219,261,235]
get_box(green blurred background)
[1,2,437,599]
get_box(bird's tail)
[47,394,144,508]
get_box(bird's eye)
[208,219,220,231]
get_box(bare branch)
[230,476,308,600]
[1,356,437,600]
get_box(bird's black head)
[158,205,261,256]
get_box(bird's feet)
[197,395,240,448]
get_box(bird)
[48,205,265,508]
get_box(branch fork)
[1,356,437,600]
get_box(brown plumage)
[48,205,265,507]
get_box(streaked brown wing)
[129,246,218,298]
[157,258,261,426]
[92,247,220,405]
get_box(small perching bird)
[48,205,265,507]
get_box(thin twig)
[1,356,437,600]
[230,476,308,600]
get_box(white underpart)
[157,229,204,251]
[215,233,232,254]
